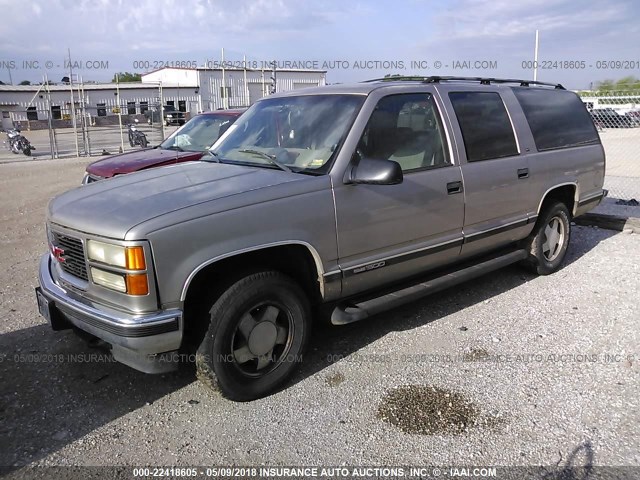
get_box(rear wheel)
[521,202,571,275]
[196,271,311,401]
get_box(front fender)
[144,179,339,309]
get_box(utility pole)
[44,73,58,159]
[533,29,539,81]
[221,48,227,109]
[68,48,79,157]
[116,73,124,153]
[270,61,277,94]
[243,54,249,107]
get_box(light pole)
[533,29,539,81]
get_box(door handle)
[447,181,463,194]
[517,168,529,179]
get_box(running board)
[331,249,528,325]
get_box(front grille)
[53,232,88,281]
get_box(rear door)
[333,91,465,297]
[441,87,535,257]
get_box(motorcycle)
[4,128,35,156]
[127,119,148,148]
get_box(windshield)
[160,114,237,152]
[211,94,364,173]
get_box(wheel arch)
[180,241,326,303]
[537,183,578,217]
[180,242,325,351]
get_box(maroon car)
[82,109,245,184]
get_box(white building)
[0,67,327,129]
[141,66,327,111]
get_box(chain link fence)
[582,91,640,202]
[0,82,185,160]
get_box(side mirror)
[350,158,403,185]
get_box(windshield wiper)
[204,151,220,163]
[166,145,184,152]
[238,149,292,173]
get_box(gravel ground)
[0,158,639,471]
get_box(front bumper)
[37,254,183,373]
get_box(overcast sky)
[0,0,639,89]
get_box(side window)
[449,92,518,162]
[512,88,599,151]
[358,93,449,172]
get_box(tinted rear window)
[512,88,600,151]
[449,92,519,162]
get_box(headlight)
[90,267,127,293]
[87,241,148,295]
[87,241,146,270]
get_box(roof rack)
[363,76,565,90]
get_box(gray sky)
[1,0,639,89]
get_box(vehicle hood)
[48,162,308,240]
[86,148,204,177]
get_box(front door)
[333,92,465,297]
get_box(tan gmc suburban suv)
[37,76,605,400]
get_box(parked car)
[163,105,186,126]
[82,109,244,183]
[590,108,634,128]
[37,76,605,401]
[144,104,187,126]
[625,109,640,127]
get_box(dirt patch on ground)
[377,385,503,435]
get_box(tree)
[595,79,614,91]
[615,76,640,90]
[111,72,142,83]
[595,76,640,92]
[19,80,31,85]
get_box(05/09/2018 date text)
[521,60,640,70]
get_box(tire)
[140,136,148,148]
[196,271,311,401]
[521,202,571,275]
[23,147,31,156]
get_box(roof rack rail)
[363,76,565,90]
[362,76,431,83]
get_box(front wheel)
[140,136,148,148]
[23,146,31,156]
[521,202,571,275]
[196,271,311,401]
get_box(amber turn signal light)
[125,246,146,270]
[125,274,149,296]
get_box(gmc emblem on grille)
[50,244,65,263]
